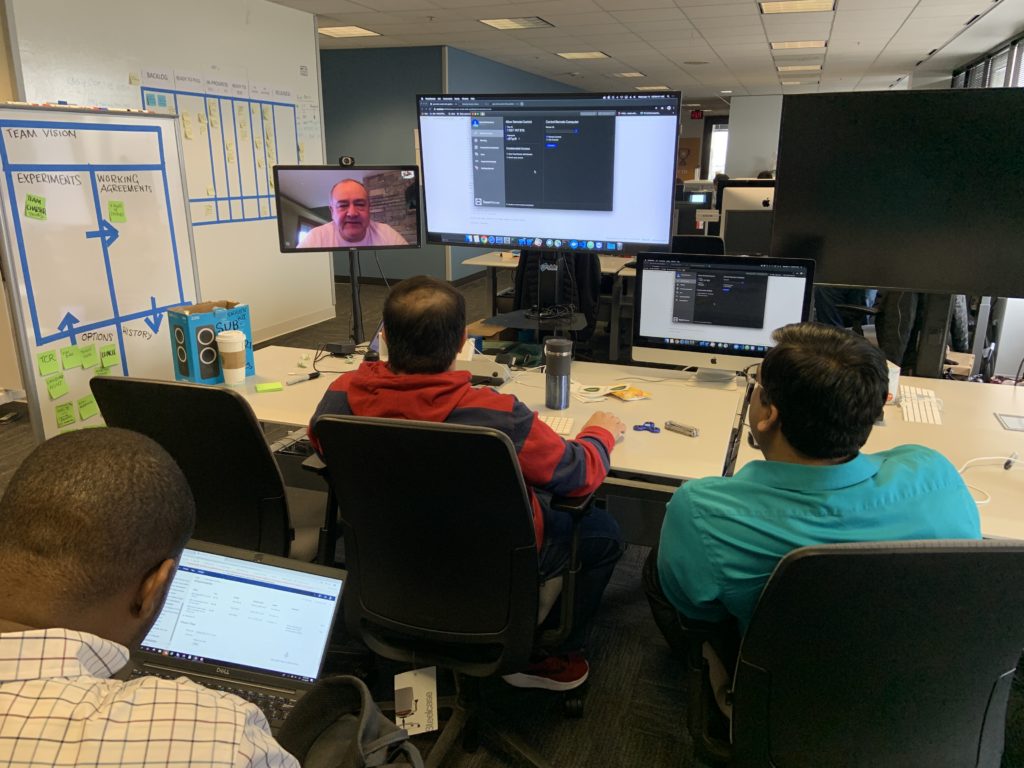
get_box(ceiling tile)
[683,4,761,19]
[611,8,689,22]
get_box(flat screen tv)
[416,92,681,254]
[771,90,1024,297]
[273,165,420,252]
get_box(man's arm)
[234,708,300,767]
[516,407,623,497]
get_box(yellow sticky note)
[99,344,120,369]
[256,157,264,169]
[37,350,59,376]
[25,193,46,221]
[60,345,82,369]
[226,150,235,165]
[55,402,76,429]
[93,367,112,377]
[108,200,126,223]
[128,72,141,86]
[79,344,99,369]
[204,204,214,217]
[46,373,69,400]
[77,394,99,421]
[255,381,283,393]
[254,137,262,152]
[197,112,207,125]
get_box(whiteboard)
[0,105,198,440]
[7,0,333,341]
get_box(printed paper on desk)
[394,667,438,734]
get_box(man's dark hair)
[759,323,888,459]
[0,428,196,606]
[383,275,466,374]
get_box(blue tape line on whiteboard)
[141,86,296,109]
[192,215,276,226]
[218,97,231,204]
[38,300,188,346]
[231,96,243,205]
[5,163,164,173]
[155,125,186,303]
[203,97,221,223]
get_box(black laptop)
[121,540,345,733]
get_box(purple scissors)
[633,421,661,433]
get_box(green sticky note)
[46,373,69,400]
[55,402,76,428]
[108,200,126,223]
[255,381,283,393]
[60,345,82,370]
[77,394,99,421]
[99,344,120,369]
[80,344,99,369]
[93,366,112,377]
[24,193,46,221]
[37,349,59,376]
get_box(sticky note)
[128,72,141,86]
[37,350,59,376]
[77,394,99,421]
[108,200,126,223]
[93,367,112,376]
[60,345,82,369]
[24,193,46,221]
[55,402,76,429]
[79,344,99,369]
[206,186,215,196]
[255,381,283,392]
[99,344,120,368]
[46,373,69,400]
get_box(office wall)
[724,95,782,178]
[320,47,445,281]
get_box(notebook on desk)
[121,540,345,733]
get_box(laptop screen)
[139,547,343,684]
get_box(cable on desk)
[957,454,1020,507]
[312,344,355,375]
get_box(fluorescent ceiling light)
[777,64,822,72]
[319,26,380,38]
[720,90,733,94]
[557,51,609,60]
[479,17,552,30]
[611,71,646,78]
[771,40,827,50]
[760,1,835,14]
[635,85,670,91]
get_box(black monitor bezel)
[415,91,682,254]
[272,164,421,253]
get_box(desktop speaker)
[173,326,189,377]
[195,325,220,379]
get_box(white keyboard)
[539,414,575,436]
[899,385,942,425]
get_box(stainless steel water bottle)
[544,338,572,410]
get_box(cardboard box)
[167,301,255,384]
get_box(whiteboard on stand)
[0,104,198,441]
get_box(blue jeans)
[536,495,625,653]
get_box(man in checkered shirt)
[0,428,299,767]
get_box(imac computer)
[632,252,814,378]
[717,181,774,255]
[273,165,421,252]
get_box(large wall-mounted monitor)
[273,165,420,252]
[416,92,681,254]
[771,90,1024,296]
[632,252,814,374]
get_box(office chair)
[671,234,725,255]
[311,414,591,768]
[512,251,602,340]
[683,540,1024,767]
[91,377,323,560]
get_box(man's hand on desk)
[585,411,627,443]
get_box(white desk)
[462,251,636,361]
[735,376,1024,539]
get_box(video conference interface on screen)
[637,256,811,354]
[417,93,680,252]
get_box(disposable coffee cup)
[216,330,247,386]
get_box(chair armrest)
[550,492,594,520]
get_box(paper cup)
[216,330,247,385]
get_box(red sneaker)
[502,651,589,691]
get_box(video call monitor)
[416,92,681,254]
[632,252,814,373]
[273,165,420,252]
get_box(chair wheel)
[563,692,584,717]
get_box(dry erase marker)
[665,420,699,437]
[286,371,321,386]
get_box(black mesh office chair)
[513,251,602,340]
[311,414,590,768]
[683,540,1024,767]
[671,234,725,255]
[91,377,322,559]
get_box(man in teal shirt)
[645,323,980,652]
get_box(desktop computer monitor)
[273,165,421,252]
[416,92,681,254]
[632,252,814,374]
[718,181,774,255]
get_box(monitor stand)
[693,368,740,390]
[344,249,364,344]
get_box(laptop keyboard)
[128,668,295,729]
[898,385,942,424]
